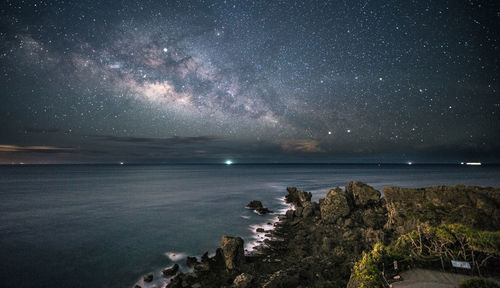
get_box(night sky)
[0,0,498,164]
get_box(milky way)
[0,0,498,163]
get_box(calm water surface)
[1,164,499,287]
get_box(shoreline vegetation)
[139,182,500,288]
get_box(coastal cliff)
[155,182,499,288]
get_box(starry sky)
[0,0,499,164]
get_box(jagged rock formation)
[163,182,499,288]
[221,236,245,271]
[162,264,179,276]
[285,187,312,207]
[246,200,273,215]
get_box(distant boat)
[119,162,125,165]
[466,162,481,166]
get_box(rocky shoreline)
[140,182,500,288]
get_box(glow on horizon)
[225,160,233,165]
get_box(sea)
[0,164,499,288]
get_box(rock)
[191,283,202,288]
[294,207,303,217]
[232,273,254,288]
[134,285,142,288]
[362,208,378,228]
[262,270,299,288]
[321,237,334,251]
[256,228,265,233]
[286,187,312,207]
[302,206,314,217]
[193,262,210,272]
[344,218,353,228]
[201,251,209,263]
[213,248,225,267]
[346,181,381,207]
[221,236,245,270]
[162,263,179,276]
[163,182,500,288]
[246,200,272,215]
[246,200,263,209]
[320,187,351,223]
[186,256,198,267]
[143,273,153,282]
[256,207,273,215]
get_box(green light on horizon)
[225,160,233,165]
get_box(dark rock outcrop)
[163,182,499,288]
[320,187,352,223]
[346,181,381,207]
[221,236,245,270]
[143,273,153,282]
[245,200,263,210]
[246,200,273,215]
[255,207,273,215]
[162,264,179,276]
[186,256,198,267]
[285,187,312,207]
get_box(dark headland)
[142,182,500,288]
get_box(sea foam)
[244,196,294,254]
[164,252,187,262]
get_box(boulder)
[262,270,299,288]
[186,256,198,267]
[285,187,312,207]
[302,206,314,218]
[346,181,381,207]
[256,228,265,233]
[246,200,263,209]
[213,248,225,267]
[162,263,179,276]
[201,251,209,263]
[294,207,303,217]
[320,187,351,223]
[286,209,295,219]
[221,236,245,270]
[256,207,273,215]
[143,273,153,282]
[193,262,210,272]
[232,273,254,288]
[246,200,272,215]
[362,208,382,228]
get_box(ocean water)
[0,164,499,288]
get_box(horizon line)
[0,162,497,166]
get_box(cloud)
[281,140,324,153]
[0,145,74,153]
[89,135,219,146]
[24,127,61,134]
